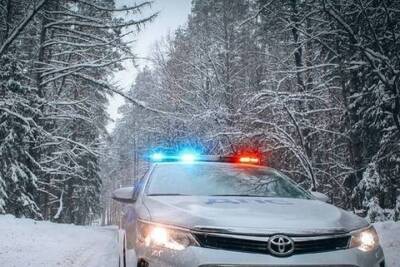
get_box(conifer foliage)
[0,0,155,224]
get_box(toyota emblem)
[268,235,295,256]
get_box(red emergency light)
[238,156,260,164]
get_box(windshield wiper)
[209,194,265,197]
[147,193,189,196]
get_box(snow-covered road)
[0,214,399,266]
[0,215,120,267]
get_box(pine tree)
[0,55,42,218]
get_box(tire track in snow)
[0,215,120,267]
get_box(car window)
[147,163,311,199]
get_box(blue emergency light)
[179,152,197,163]
[151,152,165,161]
[150,150,199,163]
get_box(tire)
[123,236,127,267]
[119,230,127,267]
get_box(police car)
[112,152,385,267]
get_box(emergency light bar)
[149,152,261,165]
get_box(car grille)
[194,233,350,256]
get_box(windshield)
[147,163,311,199]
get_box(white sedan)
[113,154,385,267]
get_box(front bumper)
[135,244,385,267]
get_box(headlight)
[137,220,199,251]
[349,226,379,252]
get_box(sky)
[107,0,192,131]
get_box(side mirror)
[112,187,135,203]
[310,191,330,203]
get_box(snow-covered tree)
[0,0,156,224]
[0,55,42,218]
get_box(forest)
[1,0,399,225]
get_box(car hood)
[143,196,368,235]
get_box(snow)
[374,221,400,267]
[0,215,120,267]
[0,214,399,266]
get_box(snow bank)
[374,221,400,267]
[0,215,119,267]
